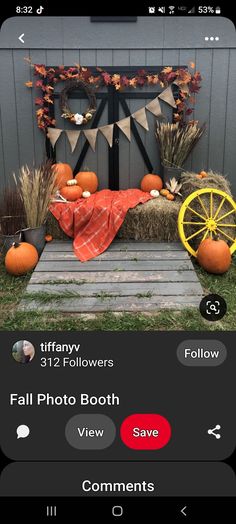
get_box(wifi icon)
[169,6,175,14]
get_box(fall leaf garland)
[24,59,202,130]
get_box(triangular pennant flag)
[116,117,131,141]
[83,128,98,152]
[145,97,162,117]
[132,107,149,130]
[65,130,81,153]
[158,85,176,108]
[47,127,63,149]
[99,124,114,147]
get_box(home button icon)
[112,505,123,517]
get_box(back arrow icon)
[18,33,25,44]
[181,506,187,516]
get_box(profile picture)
[12,340,35,364]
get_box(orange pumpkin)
[196,174,203,179]
[52,163,73,189]
[75,171,98,193]
[199,170,208,178]
[141,174,163,192]
[197,237,231,274]
[45,234,53,242]
[5,242,38,276]
[60,184,83,201]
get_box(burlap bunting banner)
[47,127,63,149]
[132,107,149,131]
[99,124,114,147]
[158,85,176,108]
[83,129,98,152]
[65,130,80,153]
[116,117,131,141]
[47,88,176,151]
[145,97,162,117]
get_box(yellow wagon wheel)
[178,188,236,257]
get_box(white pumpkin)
[150,189,160,198]
[67,179,78,186]
[82,191,91,198]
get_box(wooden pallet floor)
[19,240,204,312]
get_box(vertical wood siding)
[0,46,236,194]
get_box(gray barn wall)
[0,16,236,194]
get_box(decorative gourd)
[166,193,175,201]
[45,234,53,242]
[60,183,83,201]
[5,242,38,276]
[141,174,163,193]
[199,170,208,178]
[75,171,98,193]
[52,162,73,189]
[150,189,159,198]
[160,189,170,197]
[197,237,231,274]
[82,191,91,198]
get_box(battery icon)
[215,6,221,14]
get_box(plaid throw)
[50,189,152,261]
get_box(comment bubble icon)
[16,424,30,439]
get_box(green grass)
[0,254,235,331]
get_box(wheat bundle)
[16,160,56,228]
[156,122,205,168]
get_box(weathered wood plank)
[30,270,199,284]
[35,260,193,271]
[44,241,185,252]
[40,250,189,261]
[25,281,203,296]
[20,294,202,312]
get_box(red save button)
[120,414,171,450]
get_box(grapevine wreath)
[59,79,97,125]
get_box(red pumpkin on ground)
[52,162,73,189]
[5,242,38,276]
[197,237,231,274]
[141,174,163,192]
[75,171,98,193]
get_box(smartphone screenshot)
[0,3,235,520]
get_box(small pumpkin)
[45,234,53,242]
[60,184,83,201]
[82,191,91,198]
[66,179,78,186]
[196,174,203,179]
[150,189,159,198]
[199,170,208,178]
[5,242,38,276]
[52,162,73,189]
[197,237,231,274]
[166,193,175,201]
[160,189,170,197]
[75,171,98,193]
[141,174,163,193]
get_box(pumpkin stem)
[12,242,21,248]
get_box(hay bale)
[46,212,70,240]
[47,171,235,245]
[119,197,181,241]
[181,170,232,198]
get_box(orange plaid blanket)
[50,189,152,261]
